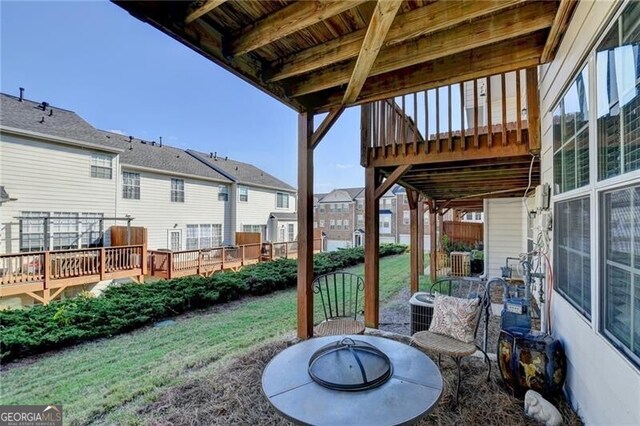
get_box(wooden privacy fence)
[443,221,483,246]
[0,245,147,304]
[235,232,261,246]
[111,226,147,246]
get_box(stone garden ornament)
[524,390,562,426]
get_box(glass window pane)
[554,196,591,316]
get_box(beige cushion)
[314,319,365,337]
[412,331,477,358]
[428,293,480,343]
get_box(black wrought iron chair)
[313,272,365,337]
[411,277,496,404]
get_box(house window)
[242,224,266,240]
[357,201,363,211]
[403,195,408,205]
[171,178,184,202]
[319,205,325,213]
[81,213,103,247]
[319,220,325,228]
[218,186,229,202]
[601,184,640,363]
[239,186,249,202]
[186,224,222,249]
[357,214,364,228]
[19,212,48,252]
[122,172,140,200]
[596,2,640,181]
[277,192,289,209]
[344,219,349,229]
[330,220,335,230]
[380,215,391,233]
[336,219,342,230]
[553,66,590,194]
[554,196,591,317]
[403,211,410,225]
[51,212,79,250]
[186,225,198,250]
[288,223,295,241]
[90,152,112,179]
[314,222,318,228]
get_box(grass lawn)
[1,254,417,425]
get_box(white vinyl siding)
[484,198,523,278]
[236,186,294,240]
[0,133,117,254]
[120,171,230,250]
[538,1,640,423]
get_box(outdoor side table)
[262,335,443,426]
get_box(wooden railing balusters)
[413,92,418,154]
[516,69,522,144]
[501,72,508,145]
[424,90,429,154]
[487,76,493,147]
[460,82,466,150]
[435,88,440,153]
[447,85,452,151]
[473,79,479,148]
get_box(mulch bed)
[139,337,582,425]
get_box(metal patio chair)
[411,277,495,404]
[313,272,365,337]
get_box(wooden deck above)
[114,0,576,112]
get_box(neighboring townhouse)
[0,92,296,254]
[354,188,397,244]
[314,187,361,251]
[0,93,122,253]
[96,131,233,250]
[187,150,297,243]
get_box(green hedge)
[0,244,407,362]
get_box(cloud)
[336,163,354,169]
[108,129,126,135]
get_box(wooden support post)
[526,66,541,154]
[197,250,202,275]
[364,166,380,328]
[429,207,437,283]
[168,252,174,279]
[408,191,419,294]
[44,251,51,290]
[417,199,425,278]
[99,248,106,281]
[241,245,246,265]
[297,111,314,339]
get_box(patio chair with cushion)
[411,277,494,404]
[313,272,365,337]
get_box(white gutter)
[0,126,123,154]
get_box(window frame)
[239,185,249,202]
[276,192,289,209]
[171,178,185,203]
[90,152,113,179]
[122,171,141,200]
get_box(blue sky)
[0,1,363,192]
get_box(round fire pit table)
[262,335,443,425]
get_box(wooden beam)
[541,0,579,63]
[367,133,532,167]
[526,67,541,154]
[297,111,314,339]
[185,0,227,24]
[229,0,367,56]
[311,106,345,149]
[375,164,411,200]
[268,0,525,82]
[343,0,402,104]
[309,31,547,112]
[289,2,557,97]
[364,167,380,328]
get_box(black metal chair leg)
[476,344,492,381]
[454,357,462,406]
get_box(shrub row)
[0,244,407,362]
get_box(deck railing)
[362,68,535,164]
[150,239,323,280]
[0,245,147,303]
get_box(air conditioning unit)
[410,292,435,335]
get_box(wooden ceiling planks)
[114,0,568,112]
